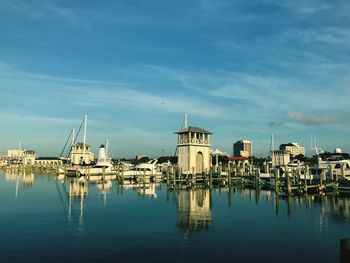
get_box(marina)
[1,169,350,263]
[2,1,350,262]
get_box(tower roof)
[73,142,91,147]
[175,126,212,134]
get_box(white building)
[71,143,94,165]
[23,150,36,165]
[272,150,290,167]
[279,142,305,157]
[176,126,212,174]
[35,157,63,167]
[7,149,24,159]
[7,149,36,165]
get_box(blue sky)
[1,0,350,158]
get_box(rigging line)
[55,179,68,214]
[66,117,85,159]
[59,129,73,158]
[173,145,178,157]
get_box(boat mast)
[106,138,109,159]
[72,128,75,147]
[83,115,87,165]
[271,133,275,168]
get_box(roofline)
[175,126,213,134]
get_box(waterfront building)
[176,125,212,174]
[7,149,36,165]
[279,142,305,157]
[22,150,36,165]
[35,157,63,167]
[7,149,24,159]
[70,143,94,165]
[272,150,290,167]
[233,140,252,158]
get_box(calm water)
[1,170,349,263]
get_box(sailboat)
[58,115,93,176]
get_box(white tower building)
[176,117,212,174]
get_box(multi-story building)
[176,126,212,174]
[7,149,36,165]
[272,150,290,167]
[71,143,94,165]
[279,142,305,157]
[233,140,252,158]
[7,149,24,159]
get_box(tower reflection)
[177,189,212,230]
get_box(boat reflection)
[117,180,159,198]
[136,183,158,198]
[177,189,212,231]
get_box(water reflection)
[136,183,158,198]
[2,171,350,231]
[177,189,212,231]
[55,178,89,233]
[2,169,35,199]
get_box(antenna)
[183,113,188,129]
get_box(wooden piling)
[304,165,308,193]
[254,168,259,189]
[320,169,324,192]
[285,167,291,195]
[209,168,213,189]
[274,168,279,193]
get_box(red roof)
[228,156,249,161]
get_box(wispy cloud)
[0,112,89,127]
[0,63,228,119]
[288,112,350,125]
[0,0,91,32]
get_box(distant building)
[233,140,252,158]
[279,142,305,157]
[7,149,36,165]
[71,143,94,165]
[23,150,36,165]
[176,126,212,174]
[272,150,290,167]
[334,148,342,154]
[35,157,63,166]
[7,149,24,159]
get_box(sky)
[1,0,350,158]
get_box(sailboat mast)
[82,115,87,164]
[271,133,275,168]
[106,138,109,159]
[72,128,75,147]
